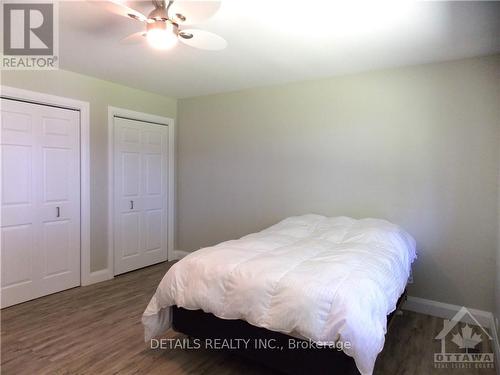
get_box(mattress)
[142,214,417,375]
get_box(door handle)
[130,200,134,210]
[56,206,60,218]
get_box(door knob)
[130,200,134,210]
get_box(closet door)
[1,98,80,308]
[113,117,168,275]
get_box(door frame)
[107,106,175,275]
[0,85,92,285]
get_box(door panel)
[1,100,37,306]
[42,116,71,136]
[38,105,80,292]
[122,152,141,196]
[145,210,162,252]
[113,117,168,275]
[1,111,32,144]
[43,148,70,202]
[43,220,70,276]
[1,224,33,287]
[145,154,162,194]
[121,212,141,258]
[141,122,168,266]
[2,145,32,205]
[0,98,80,308]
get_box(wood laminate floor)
[1,262,496,375]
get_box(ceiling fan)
[97,0,226,51]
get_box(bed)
[142,214,417,375]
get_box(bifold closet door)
[113,117,168,275]
[1,98,80,308]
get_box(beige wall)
[1,56,498,313]
[178,55,500,311]
[0,69,177,272]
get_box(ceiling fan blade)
[178,29,227,50]
[121,31,146,44]
[90,0,148,22]
[169,0,221,25]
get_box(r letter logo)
[2,2,58,70]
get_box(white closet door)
[1,99,80,308]
[113,117,168,275]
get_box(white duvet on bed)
[142,214,416,375]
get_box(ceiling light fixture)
[146,20,178,50]
[95,0,226,51]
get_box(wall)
[0,69,177,272]
[178,55,500,311]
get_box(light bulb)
[147,29,178,50]
[146,21,178,50]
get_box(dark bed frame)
[172,290,407,375]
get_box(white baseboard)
[81,251,187,286]
[404,296,492,327]
[82,269,113,286]
[172,250,190,260]
[404,295,499,372]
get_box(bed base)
[172,290,407,375]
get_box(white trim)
[0,86,93,286]
[86,269,113,285]
[403,296,493,327]
[107,106,175,276]
[173,250,190,260]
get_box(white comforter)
[142,214,416,375]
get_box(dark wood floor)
[1,262,495,375]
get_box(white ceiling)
[60,1,500,98]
